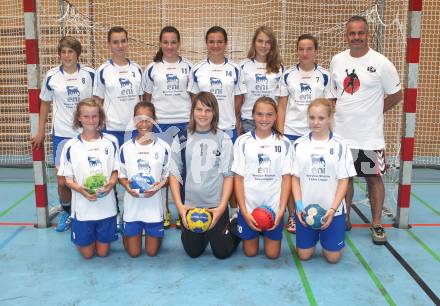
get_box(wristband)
[295,200,303,211]
[329,207,337,213]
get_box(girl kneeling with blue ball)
[292,98,356,263]
[118,102,171,257]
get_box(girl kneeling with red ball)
[232,97,292,259]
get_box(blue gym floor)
[0,168,439,306]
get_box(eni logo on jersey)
[88,156,102,167]
[137,158,151,174]
[310,153,326,175]
[299,82,312,101]
[257,153,271,174]
[342,69,360,95]
[66,86,80,105]
[255,73,268,91]
[166,73,179,90]
[87,156,103,175]
[210,77,223,95]
[119,77,134,96]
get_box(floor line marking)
[285,230,317,306]
[0,222,35,226]
[351,223,440,228]
[0,190,34,218]
[405,230,440,263]
[354,178,440,217]
[410,192,440,217]
[345,235,397,306]
[0,226,25,251]
[352,204,440,305]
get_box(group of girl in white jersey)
[33,25,356,263]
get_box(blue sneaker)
[56,211,72,232]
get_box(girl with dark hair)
[277,34,334,234]
[118,101,171,257]
[188,26,246,143]
[169,92,240,259]
[94,26,143,148]
[143,26,192,228]
[31,36,95,232]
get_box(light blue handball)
[303,204,327,230]
[129,173,155,193]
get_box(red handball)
[251,205,276,231]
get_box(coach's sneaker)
[371,224,387,245]
[56,211,72,232]
[286,215,296,234]
[164,210,171,229]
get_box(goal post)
[395,0,423,229]
[23,0,49,228]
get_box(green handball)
[85,173,106,195]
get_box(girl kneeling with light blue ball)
[292,98,356,263]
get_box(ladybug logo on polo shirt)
[342,69,360,95]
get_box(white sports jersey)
[143,57,192,124]
[232,131,292,213]
[280,64,333,136]
[239,58,283,120]
[119,137,170,223]
[40,64,95,138]
[58,133,119,221]
[94,59,143,131]
[292,132,356,216]
[188,58,246,130]
[330,49,401,150]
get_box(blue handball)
[303,204,327,230]
[129,173,155,193]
